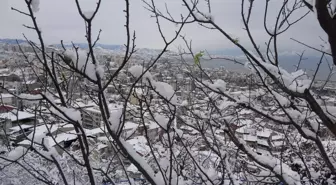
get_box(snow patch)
[208,79,226,92]
[152,81,177,104]
[272,91,290,107]
[7,146,27,160]
[64,49,102,81]
[129,65,177,105]
[129,65,153,83]
[96,64,105,78]
[241,138,301,185]
[30,0,40,13]
[323,43,332,55]
[245,57,311,93]
[19,93,42,100]
[180,100,188,106]
[120,139,165,184]
[109,108,123,132]
[83,11,95,19]
[50,106,82,123]
[154,113,169,130]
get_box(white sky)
[0,0,328,53]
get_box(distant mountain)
[0,38,125,50]
[0,38,175,61]
[53,43,125,51]
[0,38,27,44]
[1,38,331,79]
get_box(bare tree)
[1,0,336,185]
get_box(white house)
[0,93,15,106]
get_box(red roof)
[0,105,15,112]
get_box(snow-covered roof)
[108,103,123,111]
[244,135,257,142]
[257,139,269,147]
[0,68,9,73]
[85,107,101,114]
[97,136,112,142]
[146,121,160,130]
[85,127,106,136]
[0,93,14,98]
[73,101,95,108]
[236,126,252,134]
[239,109,253,115]
[18,140,31,146]
[180,125,194,131]
[271,140,285,148]
[48,130,78,147]
[127,136,150,156]
[256,148,271,156]
[123,121,138,130]
[96,143,107,150]
[134,88,145,95]
[126,164,138,173]
[25,124,54,140]
[25,80,36,84]
[59,123,75,129]
[257,130,272,138]
[240,119,253,125]
[9,124,34,132]
[20,130,78,148]
[0,111,35,121]
[271,134,285,141]
[84,103,123,114]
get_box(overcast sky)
[0,0,328,54]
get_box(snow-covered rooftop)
[85,127,106,136]
[236,126,252,134]
[0,93,14,98]
[257,129,272,138]
[127,136,149,156]
[271,134,285,141]
[257,139,269,147]
[244,135,257,142]
[84,103,123,114]
[271,140,285,148]
[123,121,139,130]
[146,120,160,130]
[9,124,34,132]
[127,164,139,173]
[0,111,35,121]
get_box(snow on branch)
[120,139,166,184]
[129,65,154,83]
[64,49,104,81]
[6,146,27,161]
[83,11,95,19]
[245,58,311,93]
[109,108,123,133]
[30,0,40,13]
[192,10,214,21]
[153,113,169,130]
[49,106,82,124]
[151,81,177,105]
[18,93,43,100]
[206,79,227,92]
[240,139,301,185]
[129,64,177,105]
[271,90,290,107]
[44,93,82,124]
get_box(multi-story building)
[81,104,124,129]
[0,93,17,107]
[82,106,104,129]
